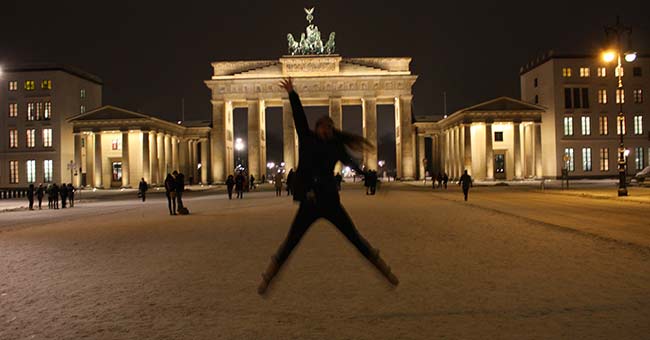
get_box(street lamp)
[602,16,636,196]
[235,138,245,169]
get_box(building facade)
[0,64,102,188]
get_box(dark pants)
[176,191,184,210]
[462,187,469,201]
[166,193,176,214]
[141,193,146,202]
[370,185,376,195]
[69,195,74,207]
[61,196,67,208]
[236,189,243,199]
[38,197,43,209]
[28,197,34,210]
[274,200,376,269]
[275,187,282,196]
[227,187,233,199]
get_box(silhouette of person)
[226,175,235,200]
[139,178,148,202]
[459,170,473,201]
[164,174,176,215]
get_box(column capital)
[399,94,413,101]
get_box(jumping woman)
[258,78,399,294]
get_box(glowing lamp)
[602,51,616,63]
[624,52,637,63]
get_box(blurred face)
[315,117,334,140]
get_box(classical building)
[0,64,102,188]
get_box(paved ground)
[1,184,649,339]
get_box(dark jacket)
[175,173,185,193]
[289,91,363,202]
[459,173,472,189]
[139,180,148,192]
[235,174,245,190]
[164,175,175,193]
[226,176,235,189]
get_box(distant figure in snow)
[458,170,473,201]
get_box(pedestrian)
[274,171,283,197]
[60,183,68,209]
[36,184,44,210]
[442,172,449,189]
[27,184,35,210]
[459,170,473,201]
[164,173,177,215]
[235,172,245,199]
[67,183,75,207]
[47,184,53,209]
[261,174,266,184]
[173,171,185,212]
[226,175,235,199]
[138,178,148,202]
[364,170,371,195]
[370,170,378,195]
[286,168,295,196]
[250,174,256,190]
[436,173,443,189]
[52,183,59,209]
[258,78,399,294]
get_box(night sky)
[1,1,649,166]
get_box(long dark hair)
[316,116,373,152]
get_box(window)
[494,131,504,142]
[635,147,645,170]
[634,115,643,135]
[533,78,538,87]
[44,160,53,182]
[598,89,607,104]
[9,160,19,184]
[581,116,591,135]
[36,102,43,120]
[8,81,18,91]
[582,147,592,171]
[9,103,18,117]
[111,138,122,150]
[580,67,590,77]
[24,80,35,91]
[43,128,53,147]
[564,87,589,108]
[600,148,609,171]
[80,105,86,114]
[562,68,572,77]
[9,129,18,148]
[27,102,35,120]
[615,66,624,77]
[633,67,642,77]
[599,116,609,135]
[534,95,539,104]
[26,160,36,183]
[26,129,35,148]
[44,101,51,120]
[41,80,52,90]
[616,89,625,104]
[617,116,626,135]
[597,67,607,77]
[564,148,575,172]
[112,162,123,181]
[80,89,86,99]
[563,117,574,136]
[634,89,643,103]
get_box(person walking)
[257,78,399,295]
[274,171,283,197]
[249,174,256,190]
[36,184,44,210]
[442,172,449,189]
[370,170,378,195]
[47,184,53,209]
[67,183,75,207]
[173,171,185,212]
[286,168,295,196]
[138,178,148,202]
[235,172,245,199]
[60,183,68,209]
[459,170,473,201]
[226,175,235,199]
[164,173,177,215]
[52,183,60,209]
[27,184,35,210]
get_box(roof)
[68,105,150,121]
[459,96,545,113]
[520,50,650,75]
[2,63,103,85]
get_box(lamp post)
[602,16,636,197]
[235,138,245,170]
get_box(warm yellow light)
[602,50,616,63]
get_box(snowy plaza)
[1,183,649,339]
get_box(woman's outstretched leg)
[325,203,399,286]
[258,202,319,294]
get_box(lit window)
[26,160,36,183]
[581,116,591,135]
[111,138,122,150]
[26,129,35,148]
[597,67,607,77]
[597,89,607,104]
[9,103,18,117]
[24,80,35,91]
[9,160,19,184]
[600,148,609,171]
[580,67,590,77]
[635,147,645,170]
[43,128,53,147]
[8,81,18,91]
[564,117,574,136]
[494,131,503,142]
[80,105,86,114]
[634,115,643,135]
[599,116,608,135]
[44,160,53,182]
[582,147,592,171]
[40,80,52,90]
[9,129,18,148]
[27,102,35,120]
[112,162,123,181]
[36,102,43,120]
[562,68,572,77]
[617,116,626,135]
[80,89,86,99]
[633,67,642,77]
[44,101,51,120]
[633,89,643,103]
[564,148,575,172]
[615,66,624,77]
[616,89,625,104]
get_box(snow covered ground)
[1,184,649,339]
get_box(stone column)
[485,122,494,180]
[362,97,378,170]
[513,121,522,179]
[211,100,234,183]
[157,133,164,182]
[534,122,543,178]
[247,99,262,181]
[456,126,463,178]
[94,132,102,188]
[200,138,209,184]
[463,123,472,174]
[417,134,426,180]
[192,140,199,182]
[444,130,449,175]
[142,130,150,183]
[164,134,172,175]
[397,95,415,179]
[172,136,179,174]
[179,138,188,179]
[74,134,82,187]
[450,127,456,179]
[149,131,158,184]
[282,99,297,171]
[330,97,343,174]
[121,130,130,187]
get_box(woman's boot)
[257,256,280,295]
